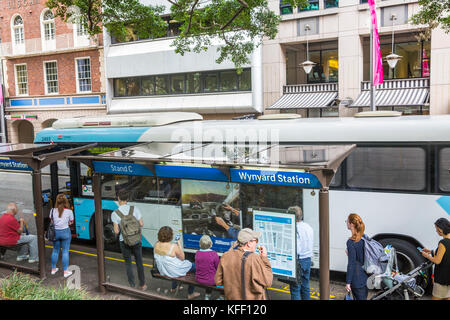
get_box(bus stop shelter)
[69,142,356,300]
[0,143,96,279]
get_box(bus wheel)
[379,238,426,274]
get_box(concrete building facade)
[264,0,450,117]
[0,0,106,143]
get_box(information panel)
[253,210,296,279]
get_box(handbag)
[344,290,354,300]
[45,209,56,242]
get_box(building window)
[298,0,319,12]
[43,10,55,41]
[13,15,24,45]
[15,64,28,95]
[307,49,339,83]
[381,41,431,79]
[324,0,338,9]
[113,68,252,97]
[76,58,92,92]
[280,0,293,15]
[44,61,58,94]
[77,21,88,37]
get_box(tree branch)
[185,0,200,35]
[220,0,249,31]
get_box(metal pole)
[32,169,46,280]
[93,172,106,294]
[370,21,376,111]
[319,187,330,300]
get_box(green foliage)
[0,271,94,300]
[411,0,450,35]
[46,0,309,70]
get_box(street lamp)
[300,24,316,74]
[385,14,402,70]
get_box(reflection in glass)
[220,71,238,91]
[187,73,201,93]
[142,77,155,95]
[203,73,218,92]
[155,75,169,95]
[239,69,252,91]
[171,74,185,94]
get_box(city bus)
[34,112,450,276]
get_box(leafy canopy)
[46,0,308,71]
[411,0,450,35]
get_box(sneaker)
[217,296,225,300]
[139,284,147,291]
[16,255,29,262]
[51,268,59,275]
[205,294,211,300]
[28,259,39,263]
[188,292,200,300]
[64,271,73,278]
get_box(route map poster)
[253,210,297,280]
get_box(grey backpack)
[115,206,141,246]
[362,234,389,274]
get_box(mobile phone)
[175,234,181,241]
[417,247,423,252]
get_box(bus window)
[346,147,426,191]
[438,148,450,192]
[158,178,181,205]
[130,176,158,203]
[80,163,94,197]
[101,174,131,199]
[330,165,342,187]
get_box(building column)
[262,43,286,114]
[430,27,450,115]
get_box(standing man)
[289,206,313,300]
[111,190,147,290]
[215,228,273,300]
[0,203,39,263]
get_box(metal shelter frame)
[0,143,97,279]
[68,142,356,300]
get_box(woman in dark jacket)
[345,213,368,300]
[420,218,450,300]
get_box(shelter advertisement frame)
[69,142,355,300]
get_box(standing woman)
[420,218,450,300]
[50,194,74,278]
[345,213,368,300]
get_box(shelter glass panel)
[438,148,450,192]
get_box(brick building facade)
[0,0,106,143]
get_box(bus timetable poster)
[253,210,297,280]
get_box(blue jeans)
[51,228,71,271]
[290,257,311,300]
[17,234,39,261]
[172,264,196,295]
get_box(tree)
[411,0,450,39]
[46,0,308,71]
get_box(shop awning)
[350,88,429,108]
[267,83,338,110]
[350,78,430,108]
[267,91,338,110]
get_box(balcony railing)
[361,78,430,91]
[283,82,338,94]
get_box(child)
[195,235,220,300]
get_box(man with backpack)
[112,190,147,290]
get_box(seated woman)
[195,235,221,300]
[154,226,200,299]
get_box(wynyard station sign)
[92,161,322,189]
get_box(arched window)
[42,10,55,41]
[13,15,24,45]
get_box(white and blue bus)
[34,112,450,275]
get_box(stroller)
[368,245,433,300]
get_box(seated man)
[0,203,38,263]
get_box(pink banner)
[422,49,430,77]
[369,0,383,85]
